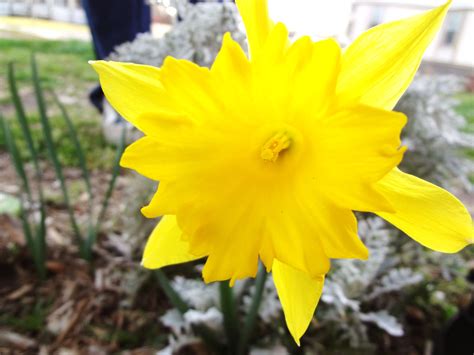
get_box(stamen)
[261,131,291,162]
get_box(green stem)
[154,269,189,314]
[220,281,239,354]
[237,266,267,355]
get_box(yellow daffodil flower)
[91,0,473,344]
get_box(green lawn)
[0,38,96,89]
[455,92,474,164]
[457,92,474,133]
[0,38,117,169]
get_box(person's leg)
[82,0,151,112]
[83,0,151,59]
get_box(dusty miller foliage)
[397,75,474,191]
[155,219,424,352]
[109,0,246,68]
[110,1,473,352]
[318,218,422,348]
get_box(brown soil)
[0,152,174,354]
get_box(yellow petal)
[159,57,221,122]
[235,0,274,58]
[250,23,292,121]
[134,111,193,140]
[89,61,177,127]
[272,260,325,345]
[250,22,290,119]
[211,32,251,83]
[120,133,216,181]
[210,33,253,120]
[142,215,204,269]
[306,198,369,260]
[141,182,182,218]
[289,38,341,119]
[261,190,331,277]
[202,226,260,286]
[120,136,161,180]
[120,136,185,181]
[314,105,406,212]
[144,179,265,285]
[337,1,451,110]
[197,187,263,284]
[376,168,474,253]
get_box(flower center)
[260,131,292,162]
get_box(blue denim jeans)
[82,0,151,112]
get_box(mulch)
[0,152,172,354]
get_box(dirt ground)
[0,151,175,354]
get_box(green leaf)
[7,62,40,176]
[18,204,45,279]
[50,90,92,199]
[3,72,46,279]
[0,113,31,198]
[31,53,83,252]
[8,62,48,265]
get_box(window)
[368,6,385,29]
[443,12,463,46]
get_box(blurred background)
[0,0,473,354]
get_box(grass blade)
[0,113,31,199]
[7,62,41,176]
[8,62,48,263]
[51,90,94,259]
[21,205,46,279]
[85,127,126,259]
[31,54,83,252]
[36,201,47,265]
[1,112,45,278]
[50,90,92,200]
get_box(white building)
[348,0,474,73]
[1,0,472,74]
[0,0,86,24]
[269,0,354,41]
